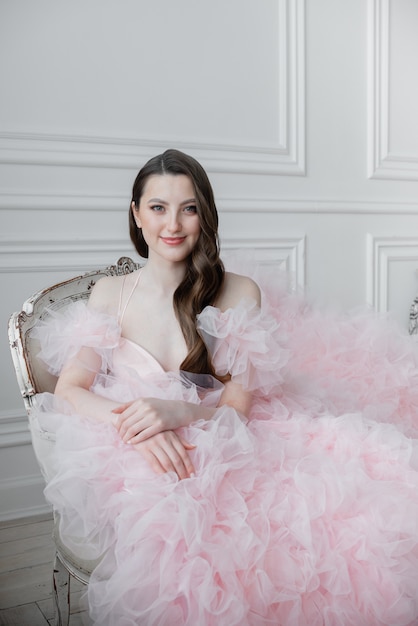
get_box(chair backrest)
[410,296,418,336]
[8,256,141,415]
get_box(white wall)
[1,0,418,520]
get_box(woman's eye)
[150,205,165,212]
[184,205,197,214]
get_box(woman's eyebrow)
[147,197,197,205]
[147,197,168,204]
[180,198,197,206]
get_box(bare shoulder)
[88,274,126,315]
[215,272,261,311]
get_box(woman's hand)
[133,430,195,480]
[112,397,194,444]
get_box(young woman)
[54,150,259,480]
[33,149,418,625]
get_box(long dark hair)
[130,149,225,376]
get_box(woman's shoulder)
[88,272,133,315]
[215,271,261,312]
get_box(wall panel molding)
[222,236,305,289]
[0,236,305,288]
[0,473,50,522]
[0,239,132,273]
[1,191,418,214]
[0,190,127,211]
[368,0,418,180]
[0,409,49,522]
[0,409,30,448]
[0,1,305,177]
[366,234,418,313]
[219,198,418,215]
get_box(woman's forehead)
[141,174,196,201]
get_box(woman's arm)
[124,382,252,478]
[54,346,121,422]
[113,377,252,445]
[53,276,123,420]
[55,348,197,479]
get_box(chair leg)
[52,551,70,626]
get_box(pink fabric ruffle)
[273,297,418,438]
[197,298,289,394]
[31,301,121,375]
[29,257,418,626]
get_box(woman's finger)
[169,435,195,477]
[151,441,188,479]
[114,408,149,441]
[178,434,197,451]
[136,432,195,479]
[111,401,134,415]
[127,419,169,444]
[138,447,167,476]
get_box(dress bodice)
[112,337,166,380]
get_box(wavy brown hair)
[129,149,225,376]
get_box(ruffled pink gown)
[31,260,418,626]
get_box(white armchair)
[8,256,141,626]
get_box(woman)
[34,149,418,625]
[54,149,259,481]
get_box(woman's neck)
[141,258,187,295]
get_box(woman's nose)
[167,210,181,232]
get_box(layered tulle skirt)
[31,259,418,625]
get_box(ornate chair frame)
[409,295,418,337]
[8,257,141,626]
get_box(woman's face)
[132,174,201,264]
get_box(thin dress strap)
[117,270,142,326]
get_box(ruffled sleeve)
[31,300,121,376]
[196,298,288,395]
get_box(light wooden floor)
[0,513,89,625]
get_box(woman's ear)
[131,201,141,228]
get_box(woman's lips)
[160,237,186,246]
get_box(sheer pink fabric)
[31,260,418,626]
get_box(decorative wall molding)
[222,236,305,289]
[0,473,51,522]
[0,236,305,288]
[368,0,418,180]
[366,234,418,312]
[0,409,49,521]
[217,198,418,215]
[0,190,127,211]
[0,239,132,273]
[0,409,30,448]
[0,0,305,177]
[1,191,418,214]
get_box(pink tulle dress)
[30,258,418,626]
